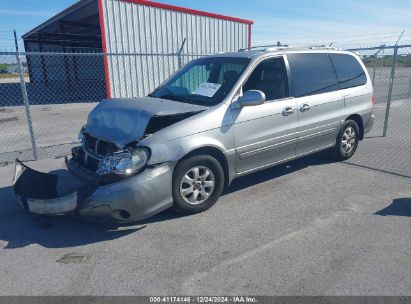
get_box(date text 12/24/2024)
[149,297,257,303]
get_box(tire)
[330,119,360,161]
[172,155,224,214]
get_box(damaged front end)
[12,132,175,222]
[13,155,174,222]
[13,127,173,221]
[12,97,205,222]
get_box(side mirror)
[237,90,266,107]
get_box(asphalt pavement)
[0,141,410,295]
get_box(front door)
[232,57,298,173]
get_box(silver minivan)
[13,46,374,222]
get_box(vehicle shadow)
[0,152,333,249]
[0,185,145,249]
[138,152,335,224]
[375,198,411,217]
[226,152,333,194]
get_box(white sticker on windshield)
[193,82,221,97]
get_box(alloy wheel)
[179,166,215,205]
[341,126,356,153]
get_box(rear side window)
[287,53,339,97]
[329,54,367,89]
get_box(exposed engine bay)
[70,97,206,181]
[13,97,206,221]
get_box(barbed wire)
[2,29,411,53]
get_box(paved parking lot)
[0,135,410,295]
[0,103,97,163]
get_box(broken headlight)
[96,148,150,176]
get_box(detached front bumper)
[13,159,174,222]
[13,159,89,215]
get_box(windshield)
[150,57,250,106]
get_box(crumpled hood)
[85,97,207,148]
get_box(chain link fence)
[0,52,107,163]
[0,51,205,164]
[349,44,411,139]
[1,45,411,165]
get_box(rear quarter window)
[329,54,367,89]
[287,53,339,97]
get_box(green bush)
[0,63,7,73]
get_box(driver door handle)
[282,107,295,116]
[300,103,311,112]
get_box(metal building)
[23,0,253,99]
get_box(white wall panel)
[101,0,251,98]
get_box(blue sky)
[1,0,411,50]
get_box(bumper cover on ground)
[12,159,174,222]
[13,159,85,215]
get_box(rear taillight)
[372,95,375,111]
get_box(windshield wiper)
[157,94,196,103]
[154,94,210,106]
[155,94,183,102]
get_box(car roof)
[206,46,357,60]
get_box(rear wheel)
[172,155,224,214]
[330,120,360,160]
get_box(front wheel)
[172,155,224,214]
[330,120,360,161]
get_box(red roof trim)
[120,0,254,25]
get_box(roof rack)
[239,44,289,52]
[239,44,341,52]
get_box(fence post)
[177,38,187,69]
[407,75,411,99]
[382,45,398,137]
[14,30,38,160]
[372,48,379,86]
[371,45,384,86]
